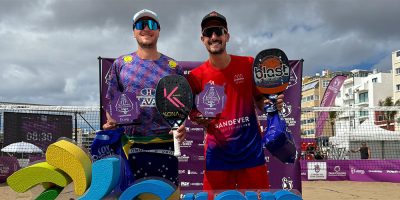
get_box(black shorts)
[128,142,179,187]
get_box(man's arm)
[368,148,371,159]
[102,111,117,130]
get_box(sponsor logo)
[190,127,204,132]
[190,182,203,186]
[328,165,346,177]
[215,116,250,129]
[178,170,186,174]
[182,140,193,146]
[178,154,189,162]
[168,60,177,69]
[368,170,383,173]
[254,61,290,80]
[350,168,365,175]
[386,170,400,174]
[281,177,293,190]
[281,102,292,117]
[123,55,133,63]
[137,88,156,107]
[233,74,245,84]
[188,170,198,175]
[181,182,190,187]
[314,164,320,173]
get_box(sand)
[1,181,400,200]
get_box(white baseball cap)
[132,9,159,25]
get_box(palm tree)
[378,97,400,130]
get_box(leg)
[203,170,236,200]
[236,164,270,190]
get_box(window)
[378,115,384,121]
[323,80,330,88]
[397,51,400,57]
[359,92,368,103]
[359,111,368,117]
[397,84,400,91]
[396,68,400,75]
[372,78,377,83]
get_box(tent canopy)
[1,141,43,153]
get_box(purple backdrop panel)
[262,60,303,192]
[0,156,20,183]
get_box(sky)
[1,0,400,106]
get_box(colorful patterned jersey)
[188,55,265,170]
[106,52,183,141]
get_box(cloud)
[1,0,399,105]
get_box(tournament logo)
[281,102,292,117]
[116,94,134,114]
[287,68,298,89]
[168,60,177,69]
[314,164,321,173]
[203,86,221,107]
[123,55,133,63]
[281,177,294,190]
[334,166,341,172]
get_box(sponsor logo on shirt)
[234,73,245,84]
[215,116,250,129]
[123,55,133,63]
[137,88,156,107]
[168,60,177,69]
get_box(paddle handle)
[172,129,181,157]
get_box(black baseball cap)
[201,11,228,31]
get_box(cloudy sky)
[1,0,399,105]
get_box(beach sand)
[1,181,400,200]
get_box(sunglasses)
[202,27,227,37]
[134,19,159,30]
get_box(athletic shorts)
[203,164,269,199]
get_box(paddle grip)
[172,129,181,157]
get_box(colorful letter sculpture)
[7,161,71,193]
[46,140,92,195]
[78,157,121,200]
[7,139,302,199]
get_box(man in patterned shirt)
[103,9,185,196]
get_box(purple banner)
[301,160,400,182]
[315,75,347,137]
[0,156,20,183]
[260,60,303,193]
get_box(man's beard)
[207,40,225,54]
[137,39,157,49]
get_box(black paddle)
[155,75,193,156]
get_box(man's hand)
[102,118,117,130]
[169,124,186,144]
[257,94,285,111]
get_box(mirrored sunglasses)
[134,19,159,30]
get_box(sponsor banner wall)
[301,160,400,182]
[100,58,303,192]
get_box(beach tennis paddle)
[253,48,290,111]
[253,48,297,163]
[155,75,193,156]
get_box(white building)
[335,69,393,130]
